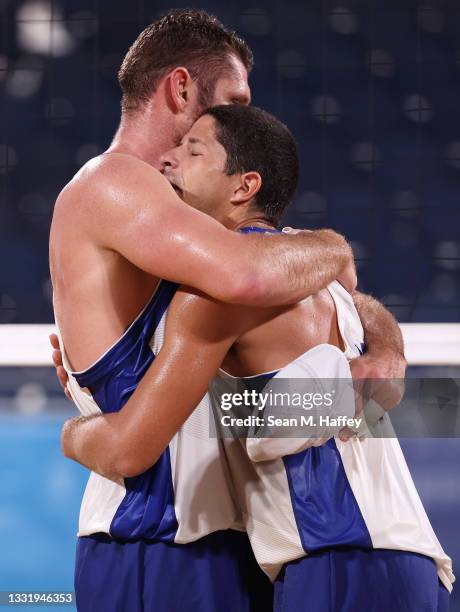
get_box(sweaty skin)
[61,267,403,480]
[60,115,405,480]
[50,57,354,373]
[50,155,352,372]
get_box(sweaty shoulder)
[56,153,171,216]
[52,152,179,244]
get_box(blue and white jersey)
[56,280,240,544]
[214,280,454,593]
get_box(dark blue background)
[0,1,459,609]
[1,0,459,323]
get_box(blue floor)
[0,413,86,611]
[0,414,458,611]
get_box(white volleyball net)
[0,323,458,367]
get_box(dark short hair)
[202,105,299,225]
[118,9,253,113]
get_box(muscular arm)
[60,288,407,475]
[61,290,258,479]
[350,291,407,412]
[353,291,405,367]
[66,154,354,306]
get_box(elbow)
[118,464,149,479]
[114,450,161,479]
[221,269,269,306]
[111,423,166,479]
[115,462,144,479]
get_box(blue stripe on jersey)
[73,281,177,409]
[73,280,179,542]
[283,440,372,552]
[245,372,372,551]
[237,226,372,554]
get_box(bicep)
[93,161,257,300]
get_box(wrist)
[361,347,407,379]
[366,345,405,361]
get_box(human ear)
[230,172,262,205]
[167,67,192,112]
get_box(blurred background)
[0,0,459,610]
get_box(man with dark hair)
[61,105,451,611]
[49,8,407,610]
[49,10,354,610]
[196,105,299,225]
[51,7,358,426]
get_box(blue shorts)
[274,547,450,612]
[75,530,273,612]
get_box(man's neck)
[107,103,179,169]
[232,217,276,232]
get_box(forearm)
[61,414,123,479]
[61,372,208,480]
[349,292,407,413]
[61,317,233,478]
[100,159,353,308]
[60,289,252,479]
[61,391,199,479]
[244,229,353,307]
[154,225,354,307]
[353,291,405,358]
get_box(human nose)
[159,148,179,172]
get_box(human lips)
[165,174,183,198]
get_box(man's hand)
[338,292,407,442]
[349,351,406,414]
[50,334,71,400]
[338,353,406,442]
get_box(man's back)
[222,285,343,378]
[50,153,160,371]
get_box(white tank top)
[212,281,454,592]
[55,280,241,544]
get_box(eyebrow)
[179,136,206,147]
[187,137,205,145]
